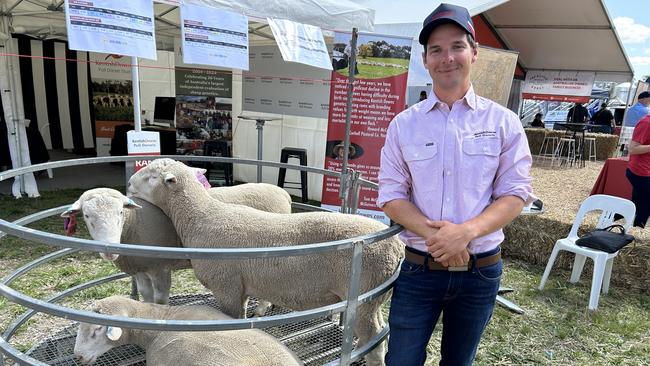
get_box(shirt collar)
[425,84,477,112]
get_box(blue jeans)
[385,247,502,366]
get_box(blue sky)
[358,0,650,80]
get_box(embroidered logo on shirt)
[473,130,497,139]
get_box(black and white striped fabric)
[14,35,94,151]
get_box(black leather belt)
[404,247,501,272]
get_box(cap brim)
[418,18,470,46]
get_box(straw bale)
[503,161,650,292]
[525,128,619,161]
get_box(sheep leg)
[209,284,247,318]
[134,273,154,303]
[354,306,385,366]
[151,270,172,305]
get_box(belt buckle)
[448,264,469,272]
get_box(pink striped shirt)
[377,86,533,254]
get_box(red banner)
[321,32,411,222]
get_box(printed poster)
[522,70,596,103]
[242,45,331,119]
[321,32,412,223]
[65,0,157,60]
[267,18,332,70]
[89,53,134,157]
[180,5,249,70]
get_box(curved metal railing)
[0,156,403,366]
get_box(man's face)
[640,97,650,107]
[422,23,477,92]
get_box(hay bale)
[503,164,650,292]
[525,129,619,161]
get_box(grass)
[336,56,409,79]
[2,188,650,365]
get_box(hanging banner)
[155,0,180,5]
[242,45,331,118]
[267,18,332,70]
[180,5,249,70]
[522,70,595,103]
[470,46,519,107]
[65,0,157,60]
[89,53,134,157]
[321,32,411,223]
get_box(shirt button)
[446,170,451,176]
[445,197,450,202]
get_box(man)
[624,91,650,128]
[377,4,533,366]
[567,102,588,123]
[626,114,650,228]
[593,102,615,134]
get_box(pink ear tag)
[64,213,77,236]
[195,171,211,189]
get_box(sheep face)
[62,188,141,261]
[127,159,195,204]
[74,322,124,365]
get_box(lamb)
[74,296,302,366]
[62,180,291,307]
[126,158,403,366]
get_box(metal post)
[131,57,142,132]
[256,119,265,183]
[339,239,364,365]
[348,170,362,215]
[339,28,358,210]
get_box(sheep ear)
[163,173,177,184]
[61,200,82,217]
[123,198,142,209]
[106,326,123,341]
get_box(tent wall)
[14,36,94,152]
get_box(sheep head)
[127,158,200,207]
[74,296,131,365]
[62,188,141,261]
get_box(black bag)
[575,224,635,253]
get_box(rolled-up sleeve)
[377,120,411,208]
[492,113,534,203]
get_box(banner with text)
[522,70,596,103]
[180,5,249,70]
[267,18,332,70]
[321,32,411,223]
[242,45,331,118]
[89,53,134,157]
[65,0,157,60]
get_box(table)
[238,115,281,182]
[590,157,632,199]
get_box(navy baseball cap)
[418,3,476,46]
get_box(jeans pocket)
[400,259,425,275]
[474,261,502,283]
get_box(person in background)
[377,3,533,365]
[624,91,650,128]
[567,102,589,123]
[530,113,545,128]
[626,114,650,228]
[419,90,428,102]
[592,102,615,134]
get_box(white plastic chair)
[538,194,636,310]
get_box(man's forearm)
[461,195,525,240]
[383,199,437,240]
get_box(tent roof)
[374,0,634,82]
[482,0,633,81]
[4,0,375,49]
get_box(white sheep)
[74,296,302,366]
[127,158,403,366]
[62,181,291,309]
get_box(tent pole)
[339,28,358,213]
[132,57,142,132]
